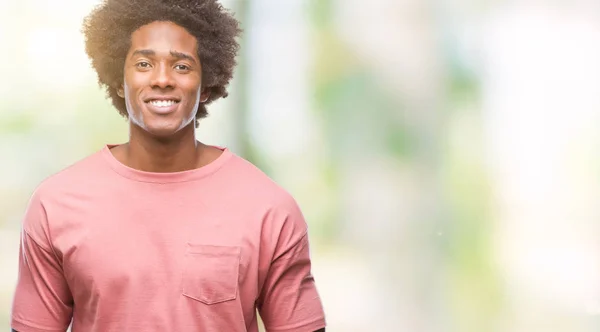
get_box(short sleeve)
[11,191,73,332]
[257,197,326,332]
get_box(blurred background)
[1,0,600,331]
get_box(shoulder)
[20,149,105,245]
[32,148,107,203]
[220,152,299,208]
[216,152,306,232]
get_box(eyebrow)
[130,49,197,64]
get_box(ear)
[117,85,125,98]
[200,88,211,103]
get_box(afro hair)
[82,0,241,124]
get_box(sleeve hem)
[11,317,68,332]
[266,318,326,332]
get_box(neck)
[124,122,202,173]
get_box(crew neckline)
[101,144,233,183]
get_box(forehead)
[129,21,198,55]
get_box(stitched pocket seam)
[182,245,240,305]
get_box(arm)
[257,196,326,332]
[11,190,73,332]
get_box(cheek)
[184,74,202,100]
[122,73,145,102]
[122,68,145,97]
[122,82,141,116]
[191,88,202,109]
[123,84,134,103]
[183,80,202,106]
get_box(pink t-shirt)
[11,145,326,332]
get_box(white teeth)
[149,100,177,107]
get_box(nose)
[150,63,175,89]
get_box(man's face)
[121,21,208,137]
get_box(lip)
[143,95,181,103]
[145,100,180,115]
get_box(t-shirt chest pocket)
[182,244,241,304]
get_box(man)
[10,0,326,331]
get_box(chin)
[129,109,196,137]
[149,123,188,137]
[130,118,181,137]
[145,117,199,137]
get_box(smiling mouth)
[147,100,180,107]
[144,99,181,115]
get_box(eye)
[175,64,190,71]
[135,61,151,69]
